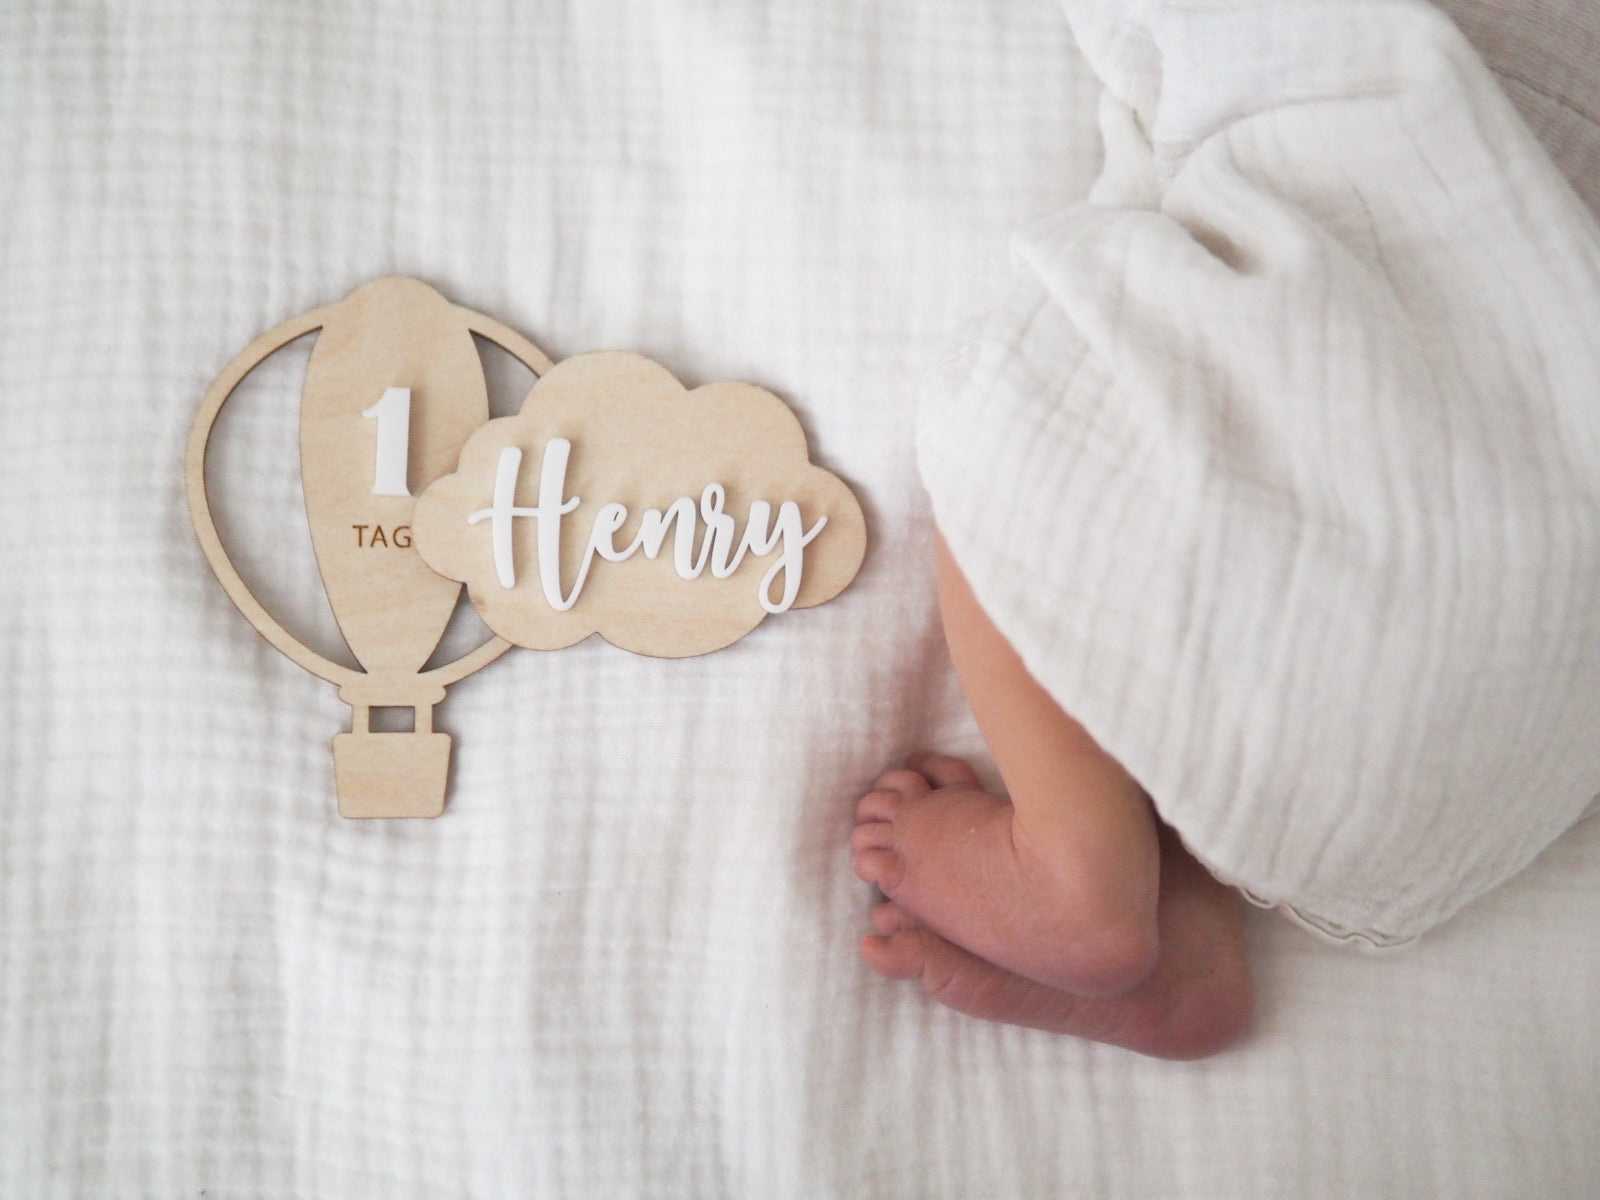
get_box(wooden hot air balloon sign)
[186,277,866,819]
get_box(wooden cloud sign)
[411,351,865,658]
[187,277,866,819]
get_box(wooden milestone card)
[187,277,867,818]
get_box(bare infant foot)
[853,765,1253,1060]
[852,753,1158,998]
[852,755,1253,1059]
[860,535,1252,1056]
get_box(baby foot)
[851,754,1158,998]
[861,896,1252,1061]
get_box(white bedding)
[2,1,1597,1197]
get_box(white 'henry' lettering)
[466,438,827,614]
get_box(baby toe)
[871,767,932,799]
[906,753,981,791]
[854,787,904,826]
[851,846,905,891]
[870,900,920,936]
[860,928,929,981]
[850,819,895,855]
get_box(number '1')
[362,386,412,497]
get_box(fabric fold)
[919,0,1600,944]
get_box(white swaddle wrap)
[922,0,1600,945]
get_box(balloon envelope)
[299,277,490,676]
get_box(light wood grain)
[186,277,552,818]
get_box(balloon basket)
[332,730,452,818]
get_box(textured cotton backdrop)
[3,1,1598,1197]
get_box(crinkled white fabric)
[3,1,1600,1197]
[922,0,1600,946]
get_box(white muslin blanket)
[923,0,1600,946]
[4,0,1600,1196]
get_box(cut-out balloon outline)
[185,293,553,694]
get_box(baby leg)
[852,535,1252,1054]
[854,535,1163,996]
